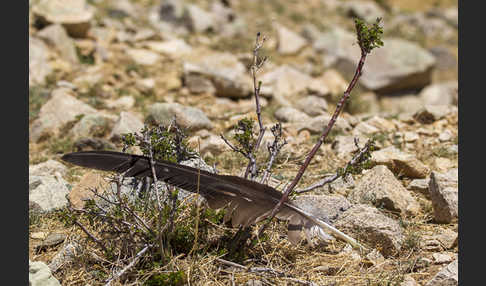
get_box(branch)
[104,245,149,286]
[296,138,373,194]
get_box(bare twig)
[261,123,287,184]
[104,244,149,286]
[296,138,373,194]
[73,219,108,253]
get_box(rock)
[144,39,192,58]
[29,160,67,177]
[183,51,252,98]
[421,228,457,251]
[428,46,457,71]
[274,106,311,123]
[49,242,81,272]
[294,95,328,116]
[297,113,351,135]
[307,78,332,97]
[29,36,53,86]
[429,172,458,223]
[70,114,112,139]
[275,24,308,55]
[37,24,78,64]
[380,95,425,115]
[414,105,452,124]
[146,103,213,131]
[425,259,458,286]
[419,81,458,106]
[185,4,215,33]
[29,260,61,286]
[389,11,456,42]
[439,130,453,142]
[136,78,156,93]
[364,116,396,132]
[318,69,348,96]
[73,138,116,151]
[407,178,429,197]
[68,171,109,209]
[349,165,420,216]
[246,280,263,286]
[314,27,435,94]
[352,121,380,135]
[110,111,145,142]
[433,252,454,264]
[335,204,404,257]
[37,233,66,251]
[32,0,95,38]
[199,134,227,156]
[403,132,419,143]
[292,194,352,223]
[126,48,161,66]
[331,134,368,157]
[105,95,136,110]
[342,1,386,23]
[400,275,419,286]
[185,74,216,94]
[371,146,430,178]
[30,88,98,142]
[260,65,314,105]
[29,174,70,212]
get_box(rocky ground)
[29,0,458,285]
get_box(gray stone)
[29,174,70,212]
[38,233,66,249]
[314,27,435,94]
[331,134,368,157]
[260,65,314,105]
[185,4,215,33]
[371,146,430,178]
[29,160,67,177]
[400,275,419,286]
[37,24,78,64]
[350,165,420,216]
[183,51,252,98]
[126,48,161,66]
[352,121,380,135]
[292,194,352,223]
[342,1,386,23]
[110,111,145,142]
[29,260,61,286]
[380,95,425,115]
[421,228,457,251]
[146,103,213,131]
[432,252,454,264]
[420,81,458,106]
[425,259,458,286]
[29,36,53,86]
[144,39,192,58]
[185,74,216,94]
[32,0,95,38]
[388,12,456,43]
[70,114,113,139]
[295,95,328,116]
[429,172,458,223]
[414,105,453,124]
[297,114,352,134]
[428,46,457,70]
[105,95,136,110]
[407,178,429,197]
[274,106,311,123]
[49,242,81,272]
[335,204,404,257]
[317,69,348,96]
[275,24,308,55]
[364,116,396,132]
[30,88,98,142]
[199,134,227,156]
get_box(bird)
[61,150,364,249]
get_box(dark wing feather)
[61,151,364,249]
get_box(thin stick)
[104,245,149,286]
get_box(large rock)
[425,259,458,286]
[296,114,352,134]
[126,48,161,66]
[274,106,311,123]
[30,88,98,142]
[419,81,458,106]
[29,174,70,212]
[429,172,458,223]
[335,204,404,257]
[37,24,78,64]
[29,260,61,286]
[29,160,67,177]
[183,51,252,98]
[294,95,328,116]
[185,4,215,33]
[68,171,108,209]
[314,27,435,94]
[349,165,420,216]
[342,0,386,23]
[144,39,193,58]
[371,146,430,178]
[292,194,352,223]
[32,0,95,38]
[260,65,314,105]
[275,24,308,55]
[70,113,114,139]
[29,36,53,86]
[146,103,213,131]
[110,111,145,142]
